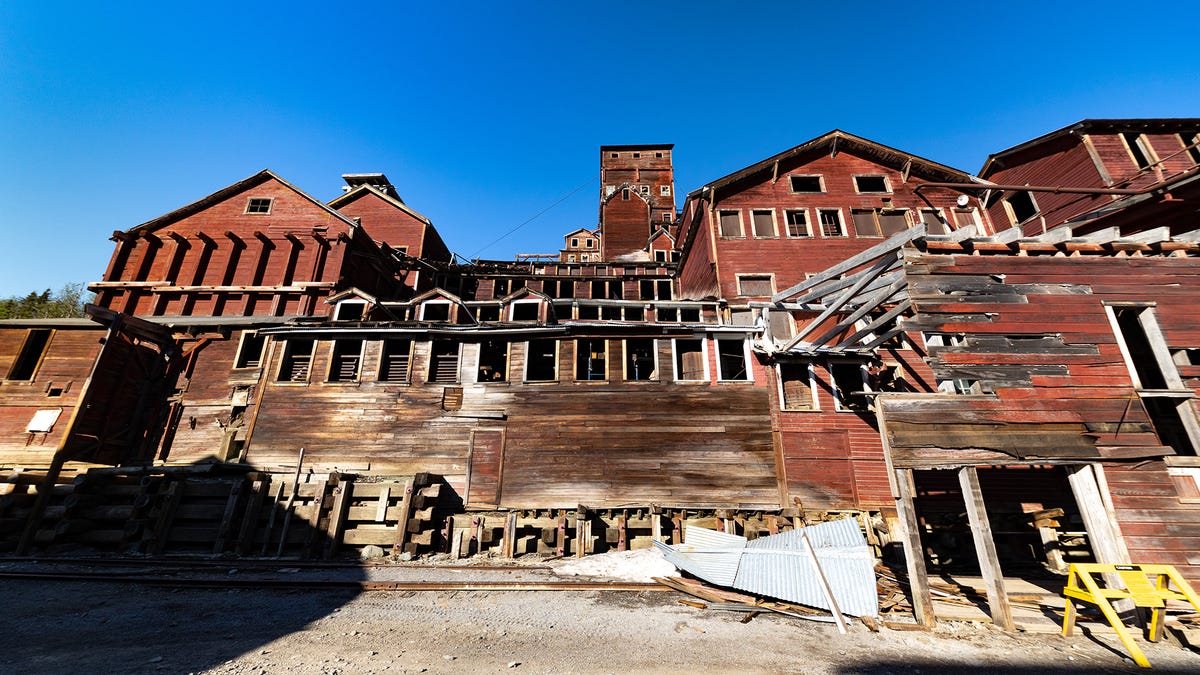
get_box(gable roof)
[563,227,599,239]
[129,169,360,234]
[328,182,434,227]
[684,130,974,201]
[980,118,1200,176]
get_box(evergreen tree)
[0,283,91,319]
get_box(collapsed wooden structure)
[3,119,1200,626]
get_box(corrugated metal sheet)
[654,518,878,617]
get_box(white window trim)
[776,362,819,411]
[605,185,616,196]
[953,207,979,228]
[784,208,812,237]
[716,336,754,383]
[852,174,892,194]
[920,208,948,230]
[1002,191,1040,227]
[419,300,453,322]
[245,197,274,214]
[817,208,846,237]
[788,174,825,194]
[735,272,776,297]
[749,208,778,238]
[1120,133,1160,170]
[623,338,659,382]
[508,299,542,322]
[660,185,671,196]
[717,209,745,238]
[671,337,710,382]
[334,300,368,321]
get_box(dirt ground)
[3,559,1200,674]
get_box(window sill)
[781,407,821,413]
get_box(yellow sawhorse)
[1062,563,1200,668]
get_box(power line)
[469,174,597,260]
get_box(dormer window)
[334,301,366,322]
[421,302,451,322]
[246,198,273,214]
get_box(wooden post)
[958,466,1015,631]
[374,486,390,523]
[149,480,184,555]
[259,480,285,556]
[391,477,415,557]
[617,510,627,552]
[323,476,352,560]
[894,468,936,627]
[502,511,518,558]
[303,476,334,558]
[556,515,567,557]
[447,516,461,558]
[237,477,269,555]
[650,505,662,543]
[275,447,306,556]
[575,507,588,558]
[213,478,248,553]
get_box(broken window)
[378,339,413,382]
[1180,132,1200,164]
[716,339,750,381]
[1122,132,1156,169]
[953,208,978,228]
[622,188,630,200]
[510,301,539,321]
[492,278,511,299]
[246,197,273,214]
[1004,191,1038,225]
[625,339,657,381]
[657,307,678,322]
[6,329,52,381]
[601,306,622,321]
[737,275,774,297]
[428,341,460,383]
[852,209,881,237]
[830,362,868,411]
[718,210,742,237]
[852,209,909,237]
[327,339,364,382]
[751,210,776,237]
[789,175,823,193]
[477,340,508,382]
[475,305,500,322]
[785,210,810,237]
[421,302,451,322]
[779,363,815,411]
[920,209,950,235]
[234,331,266,369]
[768,310,793,341]
[591,280,622,300]
[673,339,707,381]
[277,339,315,382]
[576,339,607,381]
[577,305,599,321]
[625,306,644,321]
[680,307,701,323]
[525,340,557,382]
[640,280,655,300]
[334,302,366,322]
[657,280,672,300]
[854,175,889,193]
[818,209,844,236]
[1109,305,1200,456]
[660,185,671,196]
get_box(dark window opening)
[718,210,741,237]
[625,306,644,321]
[632,152,640,158]
[1143,398,1195,456]
[818,209,843,236]
[235,332,266,369]
[657,307,678,322]
[526,340,557,382]
[674,339,706,380]
[475,305,500,322]
[625,339,657,381]
[428,341,459,383]
[786,210,810,237]
[47,387,63,398]
[1116,308,1168,389]
[717,339,749,381]
[680,308,701,323]
[477,340,508,382]
[278,339,314,382]
[576,339,607,380]
[789,175,822,193]
[335,303,365,322]
[831,362,868,411]
[640,280,655,300]
[328,339,363,382]
[622,188,630,200]
[7,329,51,380]
[1123,132,1153,169]
[493,278,511,299]
[577,305,599,320]
[1006,191,1038,224]
[246,198,273,214]
[379,339,412,382]
[422,303,451,322]
[610,152,618,158]
[511,302,539,321]
[1180,132,1200,164]
[854,175,888,193]
[780,363,814,410]
[654,249,668,262]
[656,280,672,300]
[601,306,622,321]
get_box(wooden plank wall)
[0,327,104,466]
[238,336,779,510]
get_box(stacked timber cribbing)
[0,466,444,558]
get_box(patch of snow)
[550,548,678,583]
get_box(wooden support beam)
[322,476,352,560]
[772,225,924,302]
[236,477,269,556]
[958,466,1014,630]
[806,277,909,350]
[149,480,184,556]
[894,469,935,627]
[650,505,662,543]
[556,515,567,557]
[502,511,518,558]
[780,255,898,351]
[391,478,415,557]
[213,478,247,554]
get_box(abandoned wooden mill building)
[3,119,1200,627]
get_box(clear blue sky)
[2,1,1198,297]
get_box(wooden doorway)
[467,429,505,509]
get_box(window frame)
[333,300,367,322]
[920,208,950,235]
[523,339,559,383]
[276,338,316,383]
[575,338,609,382]
[233,331,267,370]
[1121,132,1158,170]
[715,337,753,382]
[750,209,777,238]
[509,299,541,322]
[245,197,273,214]
[671,337,709,382]
[852,175,891,194]
[817,208,845,237]
[5,328,53,381]
[736,273,776,297]
[326,338,366,383]
[717,210,744,238]
[427,340,461,384]
[828,360,869,412]
[378,338,414,383]
[476,340,510,383]
[623,338,659,382]
[777,362,818,411]
[660,185,671,196]
[1003,191,1040,226]
[784,209,811,237]
[789,175,825,194]
[419,300,453,322]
